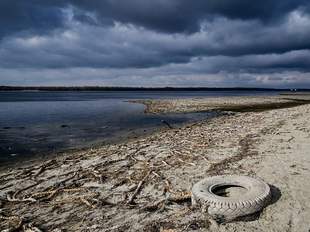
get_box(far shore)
[1,86,308,91]
[1,94,310,231]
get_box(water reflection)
[0,91,278,163]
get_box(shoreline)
[0,123,170,171]
[3,94,307,170]
[1,95,310,231]
[0,108,219,171]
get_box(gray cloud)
[1,0,309,36]
[0,1,310,87]
[1,11,310,70]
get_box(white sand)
[215,104,310,232]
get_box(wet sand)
[1,95,310,231]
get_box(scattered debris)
[2,96,309,231]
[126,170,152,205]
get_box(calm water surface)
[0,91,279,163]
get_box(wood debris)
[2,96,303,231]
[126,171,152,205]
[6,192,37,203]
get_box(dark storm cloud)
[0,0,310,87]
[1,13,310,71]
[1,0,309,37]
[0,0,65,39]
[69,0,310,33]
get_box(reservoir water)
[0,91,279,163]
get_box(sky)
[0,1,310,88]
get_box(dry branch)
[168,191,192,203]
[23,223,43,232]
[90,170,105,184]
[30,187,86,201]
[126,171,151,205]
[80,197,96,208]
[11,181,42,199]
[32,160,57,178]
[6,192,37,203]
[0,215,23,231]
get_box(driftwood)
[0,172,15,180]
[0,215,23,231]
[287,136,295,142]
[168,191,192,203]
[13,181,42,198]
[151,171,161,178]
[126,171,151,205]
[90,169,105,184]
[142,191,192,212]
[80,197,96,208]
[52,192,99,209]
[14,160,56,180]
[30,189,60,201]
[23,223,43,232]
[161,160,171,167]
[32,160,57,179]
[177,158,196,166]
[6,185,38,203]
[30,187,86,201]
[0,216,42,232]
[55,171,78,187]
[6,194,37,203]
[5,181,44,203]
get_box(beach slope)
[0,96,310,231]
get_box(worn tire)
[192,175,271,220]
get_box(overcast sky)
[0,0,310,88]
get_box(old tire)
[192,175,271,220]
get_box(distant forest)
[0,86,309,92]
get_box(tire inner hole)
[212,184,247,197]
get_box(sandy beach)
[1,95,310,231]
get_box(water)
[0,91,279,163]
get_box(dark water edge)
[0,91,281,166]
[0,111,220,169]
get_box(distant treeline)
[0,86,309,92]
